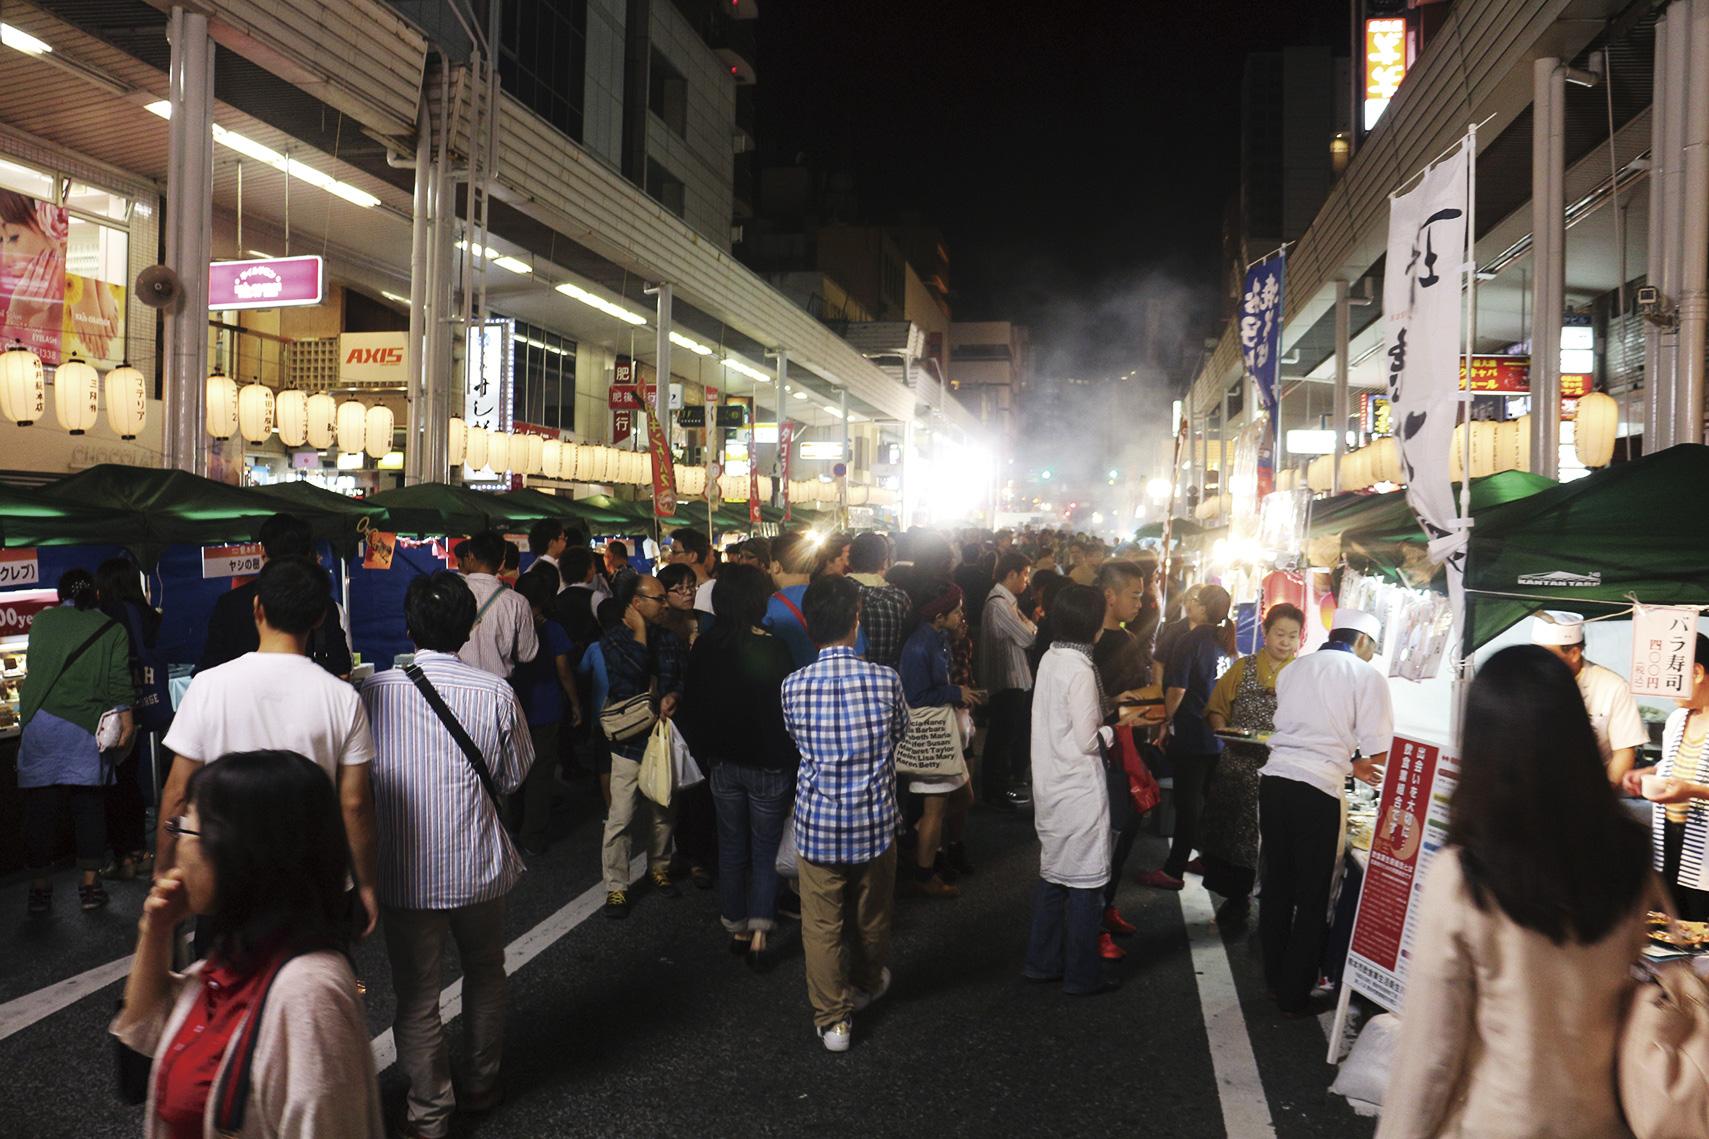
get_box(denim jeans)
[1024,879,1103,994]
[710,762,794,932]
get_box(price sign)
[201,542,264,580]
[0,589,56,637]
[0,549,40,587]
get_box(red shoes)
[1102,905,1137,936]
[1184,858,1205,876]
[1098,931,1127,961]
[1135,868,1185,891]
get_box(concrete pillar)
[1676,0,1709,446]
[1333,279,1350,493]
[1660,1,1692,450]
[654,283,672,429]
[406,98,431,484]
[1529,57,1565,479]
[162,7,214,476]
[1647,11,1674,449]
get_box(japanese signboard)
[645,410,678,518]
[208,255,324,311]
[0,188,129,368]
[1240,251,1286,420]
[0,549,40,588]
[339,332,407,385]
[1384,135,1470,611]
[609,385,655,410]
[749,455,762,527]
[1361,392,1393,437]
[1364,17,1408,130]
[612,409,635,446]
[1456,354,1591,398]
[462,319,512,443]
[201,542,264,580]
[715,404,749,428]
[1630,604,1700,698]
[780,422,794,521]
[0,588,57,639]
[1345,735,1460,1012]
[675,406,707,429]
[362,532,397,571]
[799,440,846,461]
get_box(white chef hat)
[1529,610,1586,646]
[1330,607,1383,644]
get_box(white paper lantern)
[103,364,147,440]
[364,404,394,459]
[488,430,513,472]
[336,399,367,454]
[560,442,582,480]
[206,372,238,439]
[465,425,489,470]
[1575,391,1619,469]
[447,417,467,467]
[237,382,275,443]
[521,432,545,475]
[1371,436,1403,484]
[306,392,337,449]
[53,356,100,435]
[590,446,611,482]
[0,342,44,426]
[542,439,562,479]
[275,389,308,447]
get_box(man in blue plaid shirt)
[781,575,909,1053]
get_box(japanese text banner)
[1240,252,1286,419]
[646,411,678,518]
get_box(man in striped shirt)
[457,529,538,679]
[363,572,534,1139]
[781,575,909,1053]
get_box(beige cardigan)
[110,951,383,1139]
[1376,850,1648,1139]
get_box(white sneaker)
[852,967,892,1012]
[818,1020,852,1052]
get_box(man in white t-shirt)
[158,557,380,936]
[1531,610,1648,786]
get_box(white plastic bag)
[669,723,705,790]
[774,805,799,880]
[638,719,675,807]
[1329,1012,1400,1109]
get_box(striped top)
[1653,707,1709,892]
[360,651,534,909]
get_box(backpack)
[116,603,173,735]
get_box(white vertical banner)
[1630,604,1700,698]
[1384,137,1471,608]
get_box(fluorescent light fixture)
[555,280,648,326]
[669,330,714,356]
[511,333,571,357]
[1285,428,1337,455]
[721,357,771,383]
[1,24,52,55]
[456,240,531,275]
[791,389,809,400]
[246,249,276,259]
[380,290,409,304]
[143,101,380,208]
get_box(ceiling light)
[791,389,809,400]
[246,249,276,259]
[556,280,648,325]
[669,330,714,356]
[721,357,771,383]
[381,290,409,304]
[456,240,531,275]
[1,24,52,55]
[144,102,380,208]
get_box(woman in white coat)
[1023,583,1127,996]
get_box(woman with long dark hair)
[1378,646,1653,1138]
[677,563,799,967]
[111,750,382,1137]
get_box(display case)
[0,589,60,741]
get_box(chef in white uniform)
[1258,607,1394,1017]
[1531,610,1648,786]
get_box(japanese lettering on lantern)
[1631,604,1700,697]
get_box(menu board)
[1344,735,1460,1012]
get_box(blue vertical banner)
[1240,251,1286,419]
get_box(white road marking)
[1179,879,1277,1139]
[0,953,134,1041]
[370,855,645,1070]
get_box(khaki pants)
[602,753,676,892]
[797,843,897,1028]
[381,896,508,1138]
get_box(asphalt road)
[0,780,1378,1137]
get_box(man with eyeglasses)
[598,573,688,918]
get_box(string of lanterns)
[2,339,147,439]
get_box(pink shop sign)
[208,255,324,311]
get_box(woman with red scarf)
[111,750,381,1138]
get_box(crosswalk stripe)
[1179,878,1277,1138]
[0,953,134,1042]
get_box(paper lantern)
[275,389,308,447]
[1514,414,1532,473]
[1306,455,1330,493]
[488,431,512,472]
[465,425,489,470]
[305,392,337,449]
[53,356,100,435]
[542,439,562,479]
[1371,436,1403,484]
[521,432,545,475]
[206,372,238,439]
[103,364,147,440]
[1494,418,1522,473]
[447,417,466,466]
[0,341,44,426]
[237,382,275,443]
[336,399,367,454]
[364,404,394,459]
[1574,391,1618,468]
[630,452,648,485]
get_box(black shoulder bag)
[404,664,503,811]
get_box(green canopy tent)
[0,482,146,549]
[1135,518,1204,542]
[1338,472,1557,586]
[1459,445,1709,650]
[363,483,558,537]
[251,481,391,559]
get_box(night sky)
[755,0,1348,388]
